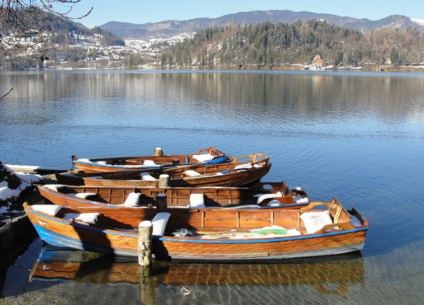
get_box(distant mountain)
[100,10,424,40]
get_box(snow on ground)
[0,162,44,214]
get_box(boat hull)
[72,147,232,173]
[154,231,367,261]
[36,182,310,209]
[30,217,367,260]
[25,202,368,261]
[66,153,271,187]
[58,162,271,188]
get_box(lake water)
[1,70,423,304]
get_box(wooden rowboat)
[24,197,368,261]
[57,156,271,187]
[72,147,234,173]
[35,181,310,209]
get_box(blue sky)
[67,0,424,28]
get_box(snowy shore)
[0,161,44,216]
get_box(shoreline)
[2,64,424,73]
[0,213,37,270]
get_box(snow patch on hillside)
[412,18,424,26]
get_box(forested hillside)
[3,12,424,71]
[158,20,424,70]
[101,11,424,40]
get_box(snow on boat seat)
[151,212,171,236]
[293,196,310,204]
[224,204,261,209]
[68,192,97,199]
[44,184,66,191]
[31,204,62,216]
[76,158,92,163]
[143,160,159,167]
[267,200,282,207]
[287,228,302,236]
[77,159,106,165]
[184,170,202,177]
[44,185,96,199]
[192,153,214,163]
[234,163,252,170]
[300,211,333,234]
[120,192,141,207]
[254,191,283,204]
[63,212,100,225]
[140,172,157,181]
[189,194,205,208]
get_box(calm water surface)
[1,70,423,304]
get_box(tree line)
[3,9,424,71]
[158,19,424,70]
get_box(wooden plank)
[334,205,343,223]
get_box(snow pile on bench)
[63,212,100,224]
[300,211,332,234]
[140,172,157,181]
[31,204,62,216]
[120,192,141,207]
[192,153,213,163]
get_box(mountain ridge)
[99,10,424,40]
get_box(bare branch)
[0,1,92,99]
[40,0,93,20]
[0,88,13,101]
[1,1,93,57]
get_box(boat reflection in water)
[30,245,364,302]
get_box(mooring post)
[154,147,163,156]
[138,220,153,266]
[140,265,154,305]
[156,193,167,209]
[158,174,169,187]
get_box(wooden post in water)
[140,265,154,305]
[138,220,153,266]
[154,147,163,156]
[158,174,169,187]
[156,193,167,209]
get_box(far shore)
[2,64,424,73]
